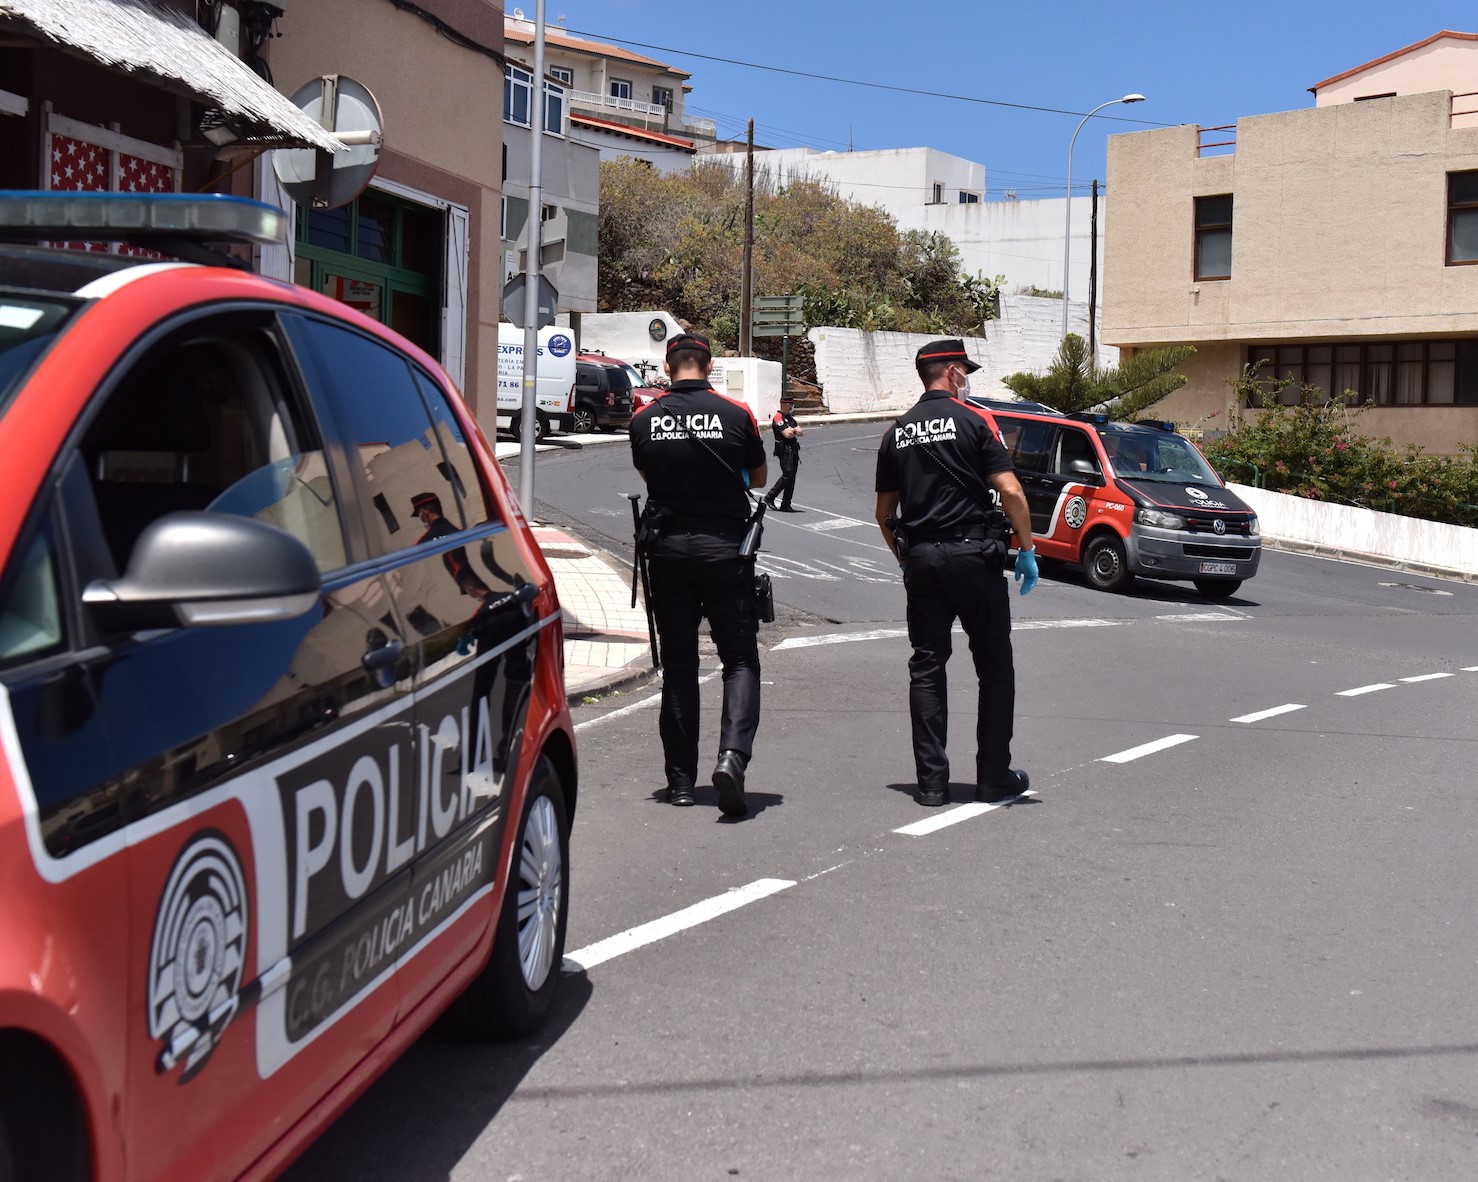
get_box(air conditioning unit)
[213,4,240,55]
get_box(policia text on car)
[874,339,1038,808]
[629,333,770,817]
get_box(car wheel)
[512,412,546,444]
[1083,533,1133,593]
[572,406,596,434]
[1194,578,1243,600]
[451,755,569,1039]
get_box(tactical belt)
[665,513,746,537]
[909,525,999,543]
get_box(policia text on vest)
[629,333,769,819]
[874,339,1040,810]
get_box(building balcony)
[568,90,716,140]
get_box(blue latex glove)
[1013,548,1039,596]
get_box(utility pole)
[1087,179,1099,363]
[740,118,754,356]
[517,0,548,520]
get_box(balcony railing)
[1453,91,1478,128]
[571,90,665,120]
[1197,124,1236,157]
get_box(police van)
[986,405,1262,598]
[496,324,576,441]
[0,192,577,1181]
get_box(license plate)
[1199,562,1237,575]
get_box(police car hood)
[1116,477,1254,516]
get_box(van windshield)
[1103,431,1222,485]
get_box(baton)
[625,493,662,672]
[626,492,642,609]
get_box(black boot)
[713,750,749,817]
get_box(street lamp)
[1062,93,1145,340]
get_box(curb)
[1261,536,1478,584]
[565,659,657,707]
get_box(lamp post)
[1062,93,1144,341]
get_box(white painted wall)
[723,145,984,207]
[571,123,697,173]
[578,311,685,365]
[1231,484,1478,578]
[809,295,1115,414]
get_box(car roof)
[0,243,145,296]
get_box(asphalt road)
[284,424,1478,1181]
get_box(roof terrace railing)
[1197,124,1236,157]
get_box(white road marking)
[1464,666,1478,672]
[1336,683,1396,697]
[1230,703,1307,723]
[1156,612,1243,622]
[1014,618,1123,631]
[1398,672,1454,683]
[573,672,717,731]
[562,878,795,972]
[893,791,1037,836]
[804,517,867,532]
[1101,734,1198,763]
[773,628,909,651]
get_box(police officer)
[873,339,1039,807]
[630,333,768,817]
[412,491,491,598]
[764,394,804,511]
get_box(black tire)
[1083,533,1133,593]
[452,755,570,1039]
[512,412,545,444]
[0,1113,14,1182]
[1194,577,1243,600]
[571,406,596,434]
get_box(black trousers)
[766,448,799,508]
[648,531,761,789]
[902,539,1015,790]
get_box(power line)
[565,27,1178,129]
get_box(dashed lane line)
[893,792,1037,837]
[1336,683,1397,697]
[1399,672,1454,683]
[1100,734,1198,764]
[1230,703,1307,724]
[562,878,795,972]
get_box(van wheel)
[1194,578,1243,600]
[1084,534,1133,593]
[512,412,546,444]
[451,756,569,1039]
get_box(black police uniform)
[765,405,800,510]
[875,392,1018,794]
[630,379,766,796]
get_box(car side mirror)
[83,512,320,631]
[1067,458,1103,481]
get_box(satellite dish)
[272,75,384,209]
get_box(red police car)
[0,193,576,1181]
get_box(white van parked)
[497,324,577,440]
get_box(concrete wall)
[809,295,1115,414]
[270,0,504,435]
[578,311,685,366]
[1232,483,1478,578]
[730,146,985,208]
[502,120,600,313]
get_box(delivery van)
[986,406,1262,599]
[497,324,577,440]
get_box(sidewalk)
[533,526,657,704]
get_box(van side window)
[1054,428,1101,476]
[1008,421,1054,474]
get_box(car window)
[1053,427,1101,477]
[0,295,78,408]
[604,365,633,395]
[0,521,62,664]
[576,363,600,389]
[288,318,476,550]
[411,367,499,528]
[80,318,347,574]
[1006,420,1054,474]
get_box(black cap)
[411,491,440,513]
[665,332,712,359]
[915,338,980,372]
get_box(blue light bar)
[0,191,286,247]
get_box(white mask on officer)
[954,366,971,398]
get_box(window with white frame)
[609,78,632,100]
[550,66,573,85]
[504,65,532,127]
[544,80,565,135]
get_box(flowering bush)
[1202,366,1478,529]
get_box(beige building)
[1104,31,1478,454]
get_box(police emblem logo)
[1186,487,1209,500]
[1064,495,1088,529]
[149,831,249,1082]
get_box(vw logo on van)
[1213,519,1227,535]
[547,334,572,357]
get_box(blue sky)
[553,1,1472,197]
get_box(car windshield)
[0,295,80,408]
[621,363,646,389]
[605,365,633,395]
[1103,430,1222,485]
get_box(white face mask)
[955,369,972,398]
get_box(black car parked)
[573,354,636,432]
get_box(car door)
[999,416,1059,536]
[35,308,413,1182]
[1030,423,1106,560]
[282,316,544,1022]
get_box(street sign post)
[503,273,558,329]
[752,294,806,397]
